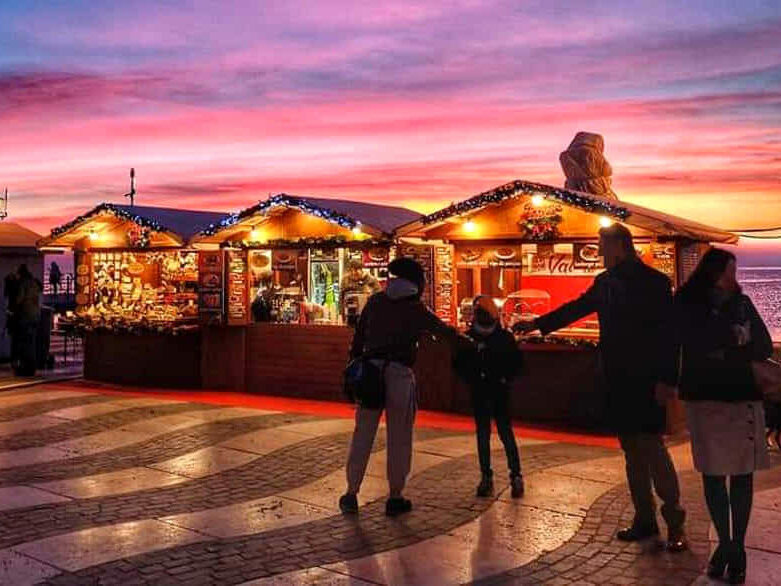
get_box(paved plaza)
[0,383,778,584]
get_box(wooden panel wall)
[84,331,202,388]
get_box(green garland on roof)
[49,204,167,238]
[422,180,630,225]
[201,194,360,237]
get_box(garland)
[422,180,631,225]
[49,203,167,238]
[62,314,198,336]
[221,235,392,249]
[201,194,360,237]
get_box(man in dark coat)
[516,224,686,551]
[13,264,42,377]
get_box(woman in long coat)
[675,248,773,584]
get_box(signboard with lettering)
[198,251,223,326]
[226,249,249,325]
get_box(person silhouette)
[515,223,687,552]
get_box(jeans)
[346,362,416,497]
[618,432,685,529]
[473,388,521,478]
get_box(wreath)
[519,202,563,241]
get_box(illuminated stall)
[37,204,227,387]
[190,194,422,395]
[398,179,737,428]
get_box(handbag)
[343,357,387,409]
[752,359,781,401]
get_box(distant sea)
[739,267,781,342]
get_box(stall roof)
[398,179,738,244]
[196,193,423,239]
[0,222,42,250]
[38,203,229,248]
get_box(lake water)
[739,267,781,341]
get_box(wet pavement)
[0,383,779,584]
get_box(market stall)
[37,204,227,387]
[397,179,738,429]
[190,193,422,393]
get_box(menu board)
[434,245,456,323]
[397,243,434,309]
[198,251,224,325]
[74,252,92,309]
[226,249,249,326]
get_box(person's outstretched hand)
[512,321,538,335]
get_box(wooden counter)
[85,324,682,432]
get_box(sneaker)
[339,493,358,514]
[385,497,413,517]
[616,523,659,542]
[665,526,688,553]
[510,475,525,499]
[476,474,494,497]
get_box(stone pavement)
[0,383,779,585]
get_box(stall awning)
[38,204,229,249]
[193,193,423,243]
[398,179,738,244]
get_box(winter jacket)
[15,275,41,323]
[350,290,459,367]
[534,257,677,433]
[454,325,523,393]
[676,292,772,402]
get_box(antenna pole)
[124,168,137,206]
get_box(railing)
[43,271,76,311]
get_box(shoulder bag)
[344,357,387,409]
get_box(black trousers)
[618,433,685,529]
[13,321,38,377]
[472,388,521,477]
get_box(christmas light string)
[421,180,631,225]
[49,204,168,238]
[201,194,361,237]
[221,235,393,249]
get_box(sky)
[2,0,780,263]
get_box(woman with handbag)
[675,248,773,584]
[340,257,461,517]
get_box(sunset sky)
[2,1,780,262]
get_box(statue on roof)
[559,132,618,199]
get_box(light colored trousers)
[346,361,417,497]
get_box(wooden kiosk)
[189,194,423,396]
[397,179,738,428]
[37,204,227,387]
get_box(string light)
[422,179,631,226]
[201,194,362,237]
[49,203,166,238]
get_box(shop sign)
[226,249,249,325]
[573,243,602,270]
[527,243,603,275]
[272,249,300,271]
[488,246,522,268]
[198,251,223,325]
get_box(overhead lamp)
[531,195,545,207]
[89,230,99,241]
[352,223,363,237]
[599,216,613,228]
[249,227,262,241]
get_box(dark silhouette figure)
[455,295,524,498]
[49,261,62,296]
[13,264,42,377]
[675,248,772,584]
[516,223,687,551]
[4,272,20,368]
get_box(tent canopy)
[0,222,42,250]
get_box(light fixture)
[531,195,544,207]
[249,227,261,241]
[352,223,363,237]
[463,219,477,233]
[599,216,613,228]
[88,230,99,241]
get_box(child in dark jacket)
[456,295,525,498]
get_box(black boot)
[510,474,525,499]
[616,521,659,542]
[385,497,413,517]
[707,542,730,579]
[727,544,747,584]
[476,472,494,497]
